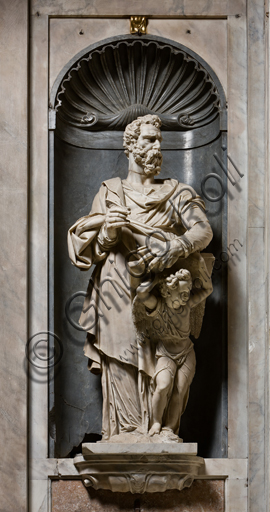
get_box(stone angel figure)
[133,253,214,442]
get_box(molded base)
[74,443,204,493]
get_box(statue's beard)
[132,146,163,176]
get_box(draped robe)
[68,177,213,439]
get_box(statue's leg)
[149,357,175,436]
[163,349,196,434]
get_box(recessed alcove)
[49,34,228,459]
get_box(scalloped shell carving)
[56,39,220,131]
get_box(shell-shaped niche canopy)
[55,38,222,133]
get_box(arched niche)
[49,34,227,458]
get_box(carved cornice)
[55,38,220,132]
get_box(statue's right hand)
[104,205,131,240]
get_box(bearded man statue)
[68,114,213,442]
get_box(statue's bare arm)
[136,276,159,310]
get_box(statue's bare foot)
[149,422,161,436]
[160,427,182,443]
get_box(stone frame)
[0,0,269,511]
[49,32,228,459]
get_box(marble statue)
[68,114,213,443]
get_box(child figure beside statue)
[134,253,214,442]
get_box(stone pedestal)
[74,443,204,493]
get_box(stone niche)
[50,33,228,461]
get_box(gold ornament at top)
[130,16,147,35]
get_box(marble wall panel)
[29,12,49,462]
[248,228,267,511]
[49,19,227,96]
[266,10,270,510]
[204,458,247,478]
[149,20,227,95]
[247,0,266,228]
[227,14,248,459]
[29,480,48,512]
[204,459,248,512]
[51,480,225,512]
[32,0,246,17]
[225,478,248,512]
[247,1,268,510]
[0,1,28,511]
[49,18,129,92]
